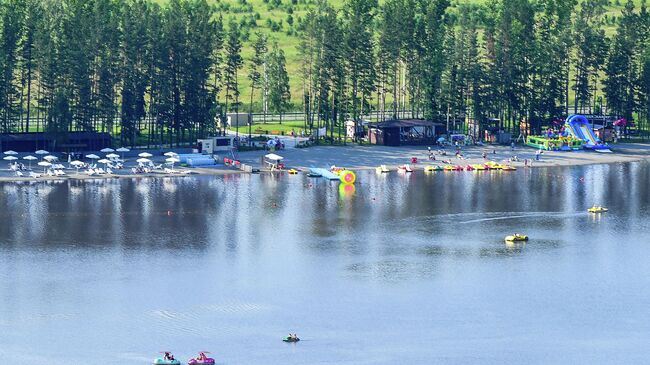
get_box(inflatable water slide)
[564,115,611,152]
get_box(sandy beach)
[1,142,650,183]
[235,142,650,171]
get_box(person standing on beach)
[511,141,515,150]
[535,150,541,161]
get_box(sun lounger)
[86,169,95,176]
[106,168,113,174]
[55,170,65,176]
[15,171,23,177]
[164,168,174,174]
[29,172,41,178]
[47,170,55,177]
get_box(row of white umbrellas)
[3,148,180,171]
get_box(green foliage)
[0,0,648,148]
[267,41,291,121]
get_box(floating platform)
[309,168,340,181]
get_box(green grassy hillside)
[159,0,637,109]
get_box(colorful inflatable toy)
[340,170,356,184]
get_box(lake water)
[1,162,650,364]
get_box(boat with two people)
[283,333,300,343]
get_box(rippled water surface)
[1,162,650,364]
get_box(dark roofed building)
[0,132,111,152]
[367,119,445,146]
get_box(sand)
[1,142,649,183]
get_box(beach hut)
[367,119,445,147]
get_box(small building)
[197,136,236,154]
[367,119,445,147]
[345,120,369,139]
[226,113,252,127]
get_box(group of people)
[266,137,285,151]
[8,162,27,171]
[287,333,299,340]
[426,142,544,166]
[163,351,208,361]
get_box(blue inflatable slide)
[564,115,611,152]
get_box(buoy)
[340,170,356,184]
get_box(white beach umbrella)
[86,154,100,160]
[23,155,37,169]
[3,156,18,161]
[136,158,151,164]
[3,150,18,155]
[37,161,51,173]
[35,150,49,155]
[100,148,115,153]
[106,153,119,159]
[116,147,130,159]
[165,157,180,171]
[138,152,153,158]
[164,152,178,157]
[43,155,58,162]
[70,160,84,173]
[98,159,111,164]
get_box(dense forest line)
[0,0,648,147]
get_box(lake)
[1,162,650,364]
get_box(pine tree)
[604,0,640,121]
[342,0,377,141]
[572,0,608,114]
[267,41,291,125]
[224,18,243,136]
[0,0,26,133]
[19,0,41,132]
[247,32,267,140]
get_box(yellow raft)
[587,206,608,213]
[425,165,442,172]
[288,169,299,174]
[505,234,528,242]
[376,165,390,173]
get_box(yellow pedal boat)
[587,206,608,213]
[288,169,299,174]
[505,234,528,242]
[376,165,390,173]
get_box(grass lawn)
[228,120,346,138]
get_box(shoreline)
[1,142,649,183]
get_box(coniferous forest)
[0,0,649,146]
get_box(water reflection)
[1,162,650,363]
